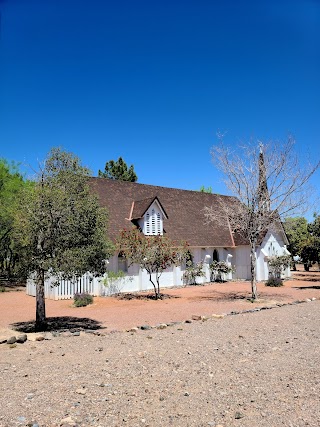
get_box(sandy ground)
[0,267,319,335]
[0,273,319,426]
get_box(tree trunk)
[148,272,158,300]
[250,243,258,300]
[35,268,47,332]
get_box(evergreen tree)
[98,157,138,182]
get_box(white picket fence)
[26,274,102,300]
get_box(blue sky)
[0,0,319,207]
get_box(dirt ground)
[1,266,319,335]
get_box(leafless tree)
[204,135,319,299]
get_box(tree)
[0,159,28,280]
[204,136,320,299]
[117,227,188,299]
[199,185,213,193]
[15,148,114,331]
[98,157,138,182]
[283,217,310,258]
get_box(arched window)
[212,249,219,262]
[118,252,128,273]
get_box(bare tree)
[204,135,319,299]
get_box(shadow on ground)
[293,286,320,290]
[293,273,320,282]
[11,316,103,333]
[117,293,179,300]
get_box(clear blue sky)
[0,0,319,203]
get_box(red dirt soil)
[1,267,319,332]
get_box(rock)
[35,336,45,341]
[184,392,190,396]
[6,336,16,344]
[44,332,54,340]
[61,331,73,337]
[191,315,202,321]
[185,319,192,323]
[0,337,7,344]
[235,411,244,419]
[72,331,80,336]
[140,325,151,330]
[76,388,86,395]
[311,297,317,301]
[157,323,167,329]
[60,416,77,426]
[16,334,27,343]
[212,314,224,319]
[128,327,139,332]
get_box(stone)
[6,336,16,344]
[0,337,7,344]
[212,314,224,319]
[35,336,45,341]
[128,327,139,332]
[235,412,244,419]
[185,319,192,323]
[76,388,86,395]
[157,323,167,329]
[140,325,152,330]
[60,416,77,426]
[191,315,202,321]
[16,334,27,343]
[44,332,54,340]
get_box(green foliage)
[265,277,283,287]
[117,227,188,299]
[199,185,213,193]
[210,260,234,282]
[283,217,310,257]
[73,292,94,307]
[0,159,30,281]
[98,157,138,182]
[183,261,206,285]
[102,270,126,295]
[267,255,291,278]
[15,147,114,330]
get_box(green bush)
[73,292,94,307]
[265,277,283,287]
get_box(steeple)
[258,143,270,212]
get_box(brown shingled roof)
[89,178,236,248]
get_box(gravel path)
[0,300,319,427]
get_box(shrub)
[183,261,206,285]
[210,260,234,282]
[101,270,126,295]
[73,292,94,307]
[268,255,291,278]
[265,277,283,287]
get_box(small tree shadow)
[11,316,103,333]
[292,286,320,290]
[116,293,179,301]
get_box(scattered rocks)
[6,336,17,344]
[16,334,27,343]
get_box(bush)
[183,261,206,285]
[73,292,94,307]
[210,260,234,282]
[265,277,283,287]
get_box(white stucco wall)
[256,230,291,281]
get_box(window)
[212,249,219,262]
[118,252,128,272]
[144,205,163,235]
